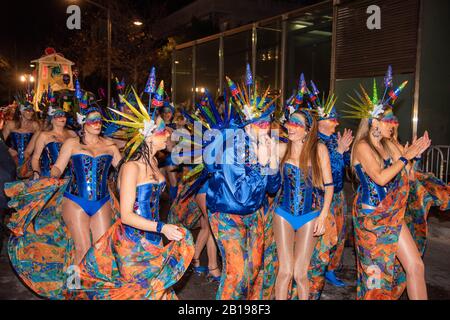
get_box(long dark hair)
[114,141,158,185]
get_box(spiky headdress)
[343,65,408,120]
[283,73,311,122]
[307,80,338,121]
[107,86,165,159]
[175,87,238,200]
[226,63,278,127]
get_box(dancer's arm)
[355,138,426,186]
[119,162,182,241]
[314,143,334,236]
[24,129,41,162]
[31,131,46,177]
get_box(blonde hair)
[351,112,396,175]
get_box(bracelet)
[33,170,40,177]
[413,156,421,161]
[399,157,409,166]
[156,221,165,233]
[324,182,334,187]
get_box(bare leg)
[62,198,91,265]
[293,219,319,300]
[195,193,220,276]
[396,222,427,300]
[90,201,112,243]
[273,214,295,300]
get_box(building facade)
[171,0,450,146]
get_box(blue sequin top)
[354,159,398,207]
[318,132,350,194]
[124,182,165,245]
[67,154,113,200]
[10,132,33,166]
[275,162,321,216]
[40,141,63,177]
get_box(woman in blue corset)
[273,108,334,300]
[346,68,431,299]
[31,106,77,178]
[51,107,122,264]
[67,90,194,300]
[2,101,41,167]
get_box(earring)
[302,133,308,143]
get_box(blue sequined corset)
[10,132,33,166]
[354,159,398,207]
[67,154,113,201]
[275,163,321,217]
[124,182,166,245]
[40,141,63,177]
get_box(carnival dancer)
[345,68,431,300]
[67,87,194,300]
[182,64,281,300]
[50,105,122,265]
[272,87,334,299]
[309,81,354,288]
[168,94,222,282]
[30,106,77,178]
[2,98,40,167]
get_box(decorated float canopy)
[31,48,75,110]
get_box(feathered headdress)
[283,73,310,122]
[106,86,166,159]
[226,63,278,127]
[343,65,408,120]
[308,80,338,121]
[177,88,232,200]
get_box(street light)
[133,21,143,26]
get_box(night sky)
[0,0,194,81]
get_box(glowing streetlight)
[20,75,26,82]
[29,76,35,82]
[133,21,143,26]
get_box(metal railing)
[420,145,450,184]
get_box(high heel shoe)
[191,258,208,274]
[206,266,221,283]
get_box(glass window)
[195,39,220,100]
[223,30,252,85]
[173,47,193,107]
[285,8,333,101]
[256,20,282,96]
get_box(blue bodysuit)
[63,154,113,216]
[274,163,322,231]
[123,182,166,245]
[354,159,398,208]
[9,132,33,166]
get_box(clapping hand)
[337,129,354,154]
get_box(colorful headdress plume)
[107,86,165,159]
[343,65,408,120]
[307,80,338,121]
